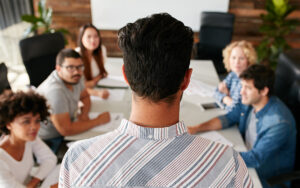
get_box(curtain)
[0,0,32,29]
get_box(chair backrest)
[199,12,235,49]
[0,62,11,94]
[275,49,300,170]
[19,32,65,87]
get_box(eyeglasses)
[61,64,85,72]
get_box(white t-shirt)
[0,137,57,187]
[245,109,258,149]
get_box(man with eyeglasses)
[37,48,110,153]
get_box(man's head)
[118,13,193,104]
[239,64,274,105]
[56,48,84,85]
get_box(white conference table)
[65,57,262,188]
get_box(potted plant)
[21,0,69,42]
[256,0,299,69]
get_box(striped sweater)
[59,119,253,188]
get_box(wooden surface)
[33,0,300,56]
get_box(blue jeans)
[44,136,64,154]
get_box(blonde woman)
[215,40,257,111]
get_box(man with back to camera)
[59,13,253,187]
[37,48,110,153]
[188,64,296,188]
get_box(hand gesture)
[98,89,110,99]
[222,96,233,106]
[218,82,229,95]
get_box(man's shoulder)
[190,134,237,159]
[68,136,100,155]
[65,132,115,163]
[260,96,295,126]
[38,72,64,92]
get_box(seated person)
[215,40,257,111]
[0,62,11,95]
[76,23,109,99]
[189,64,296,188]
[37,48,110,153]
[59,13,253,188]
[0,90,58,188]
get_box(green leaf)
[44,7,52,25]
[21,15,43,24]
[38,1,43,18]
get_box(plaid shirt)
[215,72,242,112]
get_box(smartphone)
[200,102,222,111]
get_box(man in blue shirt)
[188,64,296,188]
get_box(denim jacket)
[219,96,296,187]
[214,72,242,112]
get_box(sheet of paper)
[97,75,128,88]
[90,89,125,102]
[89,112,123,132]
[199,131,233,147]
[185,79,216,97]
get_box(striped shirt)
[215,72,242,112]
[59,119,253,188]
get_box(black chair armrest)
[267,171,300,188]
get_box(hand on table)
[50,183,58,188]
[97,89,110,99]
[96,111,111,125]
[187,124,202,135]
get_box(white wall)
[91,0,229,31]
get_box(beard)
[63,80,79,85]
[63,75,81,85]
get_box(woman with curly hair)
[215,40,257,111]
[0,91,58,188]
[76,23,110,99]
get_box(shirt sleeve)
[214,87,227,103]
[0,160,26,188]
[219,103,242,129]
[59,144,76,188]
[47,89,69,115]
[32,137,57,180]
[233,150,254,188]
[240,121,291,168]
[214,73,232,103]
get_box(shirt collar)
[231,71,239,79]
[255,96,276,118]
[117,119,187,140]
[53,70,64,84]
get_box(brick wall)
[34,0,300,56]
[33,0,92,48]
[230,0,300,48]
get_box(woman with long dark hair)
[76,23,109,99]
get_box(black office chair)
[196,12,235,76]
[0,62,11,94]
[267,49,300,188]
[19,32,65,88]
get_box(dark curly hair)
[0,90,50,135]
